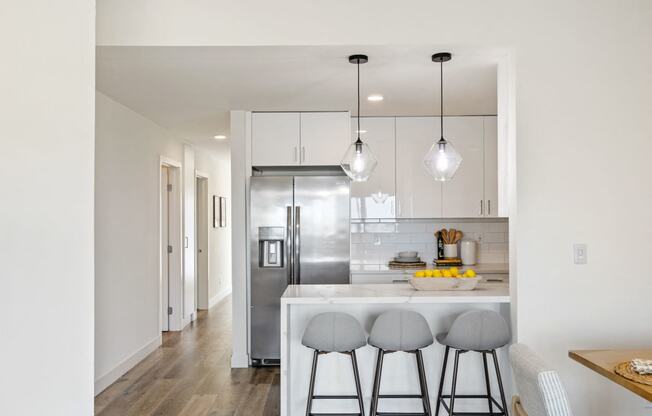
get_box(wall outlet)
[573,244,587,264]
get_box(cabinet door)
[300,112,350,166]
[396,117,442,218]
[483,116,499,217]
[441,117,485,218]
[350,117,396,219]
[251,112,300,166]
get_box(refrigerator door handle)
[286,205,293,285]
[294,205,301,285]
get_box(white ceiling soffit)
[97,45,498,152]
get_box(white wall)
[95,92,183,393]
[195,148,233,307]
[0,1,95,415]
[96,2,652,414]
[95,92,231,393]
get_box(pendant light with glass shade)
[423,52,463,181]
[340,54,378,182]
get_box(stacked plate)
[393,251,421,263]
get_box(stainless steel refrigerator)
[249,175,350,364]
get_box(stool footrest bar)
[313,395,361,400]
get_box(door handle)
[294,206,301,285]
[479,200,484,216]
[487,200,491,216]
[301,146,306,163]
[286,206,293,285]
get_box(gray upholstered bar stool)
[368,310,434,416]
[302,312,367,416]
[434,310,511,416]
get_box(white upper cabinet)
[483,116,499,217]
[350,117,396,219]
[441,117,485,218]
[396,117,443,218]
[251,112,300,166]
[251,112,349,167]
[300,112,350,166]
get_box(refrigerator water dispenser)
[258,227,285,268]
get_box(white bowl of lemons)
[409,267,482,291]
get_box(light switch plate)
[573,244,587,264]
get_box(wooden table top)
[569,349,652,402]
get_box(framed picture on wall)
[213,196,226,228]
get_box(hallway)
[95,297,279,416]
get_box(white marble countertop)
[350,263,509,275]
[281,282,510,305]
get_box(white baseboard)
[94,334,162,396]
[231,352,250,368]
[208,286,232,309]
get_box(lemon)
[414,271,426,278]
[449,267,459,276]
[433,270,443,278]
[464,269,477,278]
[424,270,433,278]
[442,270,452,278]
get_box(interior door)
[250,176,294,360]
[294,176,350,285]
[160,166,169,331]
[441,117,485,218]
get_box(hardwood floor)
[95,296,279,416]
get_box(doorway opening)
[160,158,183,331]
[195,173,210,310]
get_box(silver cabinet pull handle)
[301,146,306,163]
[488,200,491,216]
[294,206,301,284]
[286,206,293,285]
[480,200,484,216]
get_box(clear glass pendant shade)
[340,139,378,182]
[423,138,462,181]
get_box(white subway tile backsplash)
[351,219,509,265]
[483,232,506,243]
[395,222,426,233]
[364,223,397,233]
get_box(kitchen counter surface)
[281,282,510,305]
[350,262,509,274]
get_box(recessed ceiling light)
[213,135,227,140]
[356,129,367,134]
[367,94,384,102]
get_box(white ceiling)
[97,45,498,154]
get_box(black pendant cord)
[357,59,361,142]
[440,59,444,141]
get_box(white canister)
[443,244,458,259]
[460,240,477,265]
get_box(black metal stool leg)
[434,346,450,416]
[306,350,319,416]
[351,350,365,416]
[491,350,509,416]
[416,349,432,416]
[482,352,494,414]
[370,348,384,416]
[449,350,461,415]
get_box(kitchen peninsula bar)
[280,282,511,415]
